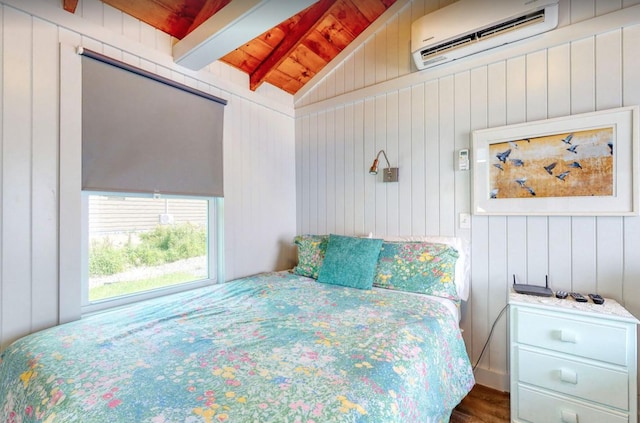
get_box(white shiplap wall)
[0,0,297,350]
[295,0,640,390]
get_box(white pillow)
[375,235,470,301]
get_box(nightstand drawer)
[516,385,628,423]
[517,348,629,410]
[514,307,629,365]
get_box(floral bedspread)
[0,272,474,423]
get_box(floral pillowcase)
[292,236,460,301]
[292,234,329,279]
[373,241,460,300]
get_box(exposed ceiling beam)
[63,0,79,13]
[173,0,317,70]
[294,0,409,101]
[249,0,335,92]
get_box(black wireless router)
[512,274,553,297]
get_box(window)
[81,194,222,313]
[76,49,227,314]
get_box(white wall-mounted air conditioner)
[411,0,559,70]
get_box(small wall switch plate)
[383,168,399,182]
[459,213,471,229]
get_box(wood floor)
[451,384,510,423]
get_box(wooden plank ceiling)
[63,0,397,94]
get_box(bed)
[0,235,474,422]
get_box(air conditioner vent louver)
[411,0,559,70]
[420,9,546,63]
[421,35,476,61]
[477,9,545,40]
[422,55,449,67]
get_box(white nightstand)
[509,291,639,423]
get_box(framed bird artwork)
[471,105,639,216]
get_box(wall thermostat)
[458,149,470,171]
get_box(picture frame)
[471,105,639,216]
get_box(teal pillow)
[373,241,460,300]
[317,234,383,290]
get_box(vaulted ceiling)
[63,0,399,94]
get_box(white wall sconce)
[369,149,399,182]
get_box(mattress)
[373,287,461,322]
[0,271,474,422]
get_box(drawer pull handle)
[559,330,576,343]
[560,368,578,384]
[560,410,578,423]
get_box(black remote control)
[570,292,588,302]
[555,290,568,299]
[589,293,605,305]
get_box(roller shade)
[81,49,226,197]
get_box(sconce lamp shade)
[369,158,380,175]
